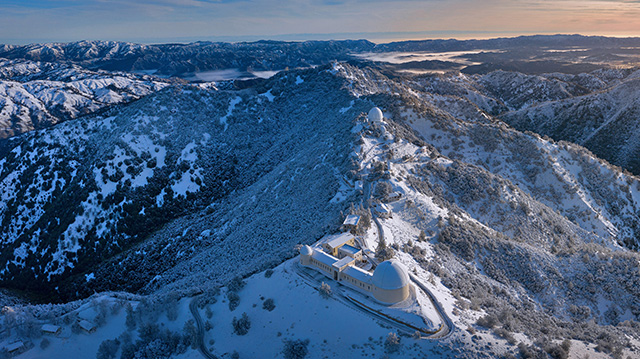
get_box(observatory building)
[368,107,384,124]
[299,237,411,305]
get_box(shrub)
[282,339,310,359]
[375,181,392,199]
[96,339,120,359]
[165,294,180,321]
[125,303,136,330]
[265,269,274,278]
[319,282,332,299]
[384,332,401,353]
[182,320,198,349]
[204,321,213,331]
[228,276,246,292]
[227,291,241,311]
[476,314,499,328]
[493,327,516,345]
[376,238,395,261]
[232,313,251,336]
[40,338,50,350]
[263,298,276,311]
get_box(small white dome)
[299,245,313,256]
[372,260,409,290]
[368,107,384,123]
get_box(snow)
[262,89,275,102]
[198,262,436,359]
[170,141,203,197]
[352,50,498,66]
[219,96,242,131]
[295,75,304,84]
[340,100,354,114]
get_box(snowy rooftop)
[342,265,373,284]
[343,214,360,226]
[338,244,361,256]
[324,232,354,249]
[332,256,356,270]
[373,202,391,213]
[78,320,96,331]
[5,341,24,352]
[41,324,61,333]
[311,249,338,267]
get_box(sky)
[1,0,640,45]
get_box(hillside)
[495,69,640,175]
[0,40,375,77]
[0,66,371,301]
[0,58,170,139]
[0,60,639,358]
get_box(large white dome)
[368,107,384,123]
[299,245,313,256]
[372,260,409,290]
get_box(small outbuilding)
[78,319,96,334]
[42,324,61,335]
[373,202,392,219]
[4,341,25,354]
[387,192,402,202]
[341,214,361,232]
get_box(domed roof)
[368,107,384,123]
[372,260,409,290]
[299,245,313,256]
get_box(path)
[361,176,454,339]
[189,295,218,359]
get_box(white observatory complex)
[299,236,411,305]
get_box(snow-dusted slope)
[0,39,375,77]
[498,70,640,175]
[0,66,370,302]
[0,58,170,138]
[328,63,640,357]
[1,61,640,358]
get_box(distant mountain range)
[0,39,374,76]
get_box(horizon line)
[3,31,640,47]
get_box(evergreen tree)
[376,237,394,261]
[125,303,136,331]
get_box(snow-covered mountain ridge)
[1,61,640,358]
[0,65,369,301]
[0,58,171,139]
[0,39,375,77]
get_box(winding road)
[189,149,453,359]
[189,295,218,359]
[362,176,454,339]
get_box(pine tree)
[125,303,136,331]
[376,237,394,261]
